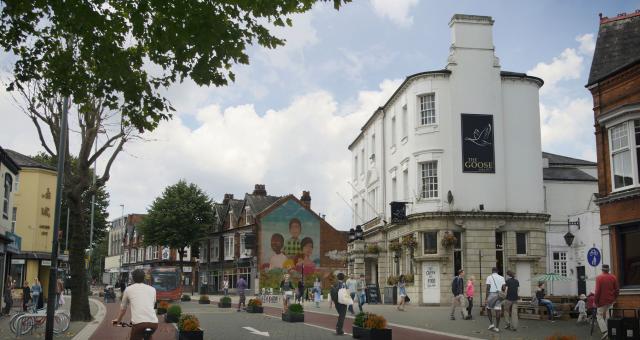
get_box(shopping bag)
[59,294,65,306]
[338,287,353,305]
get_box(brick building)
[199,185,347,294]
[587,10,640,308]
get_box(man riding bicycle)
[112,269,158,340]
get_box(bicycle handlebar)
[112,321,133,327]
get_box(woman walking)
[313,277,322,308]
[466,276,475,319]
[280,274,294,313]
[22,281,31,312]
[31,279,42,313]
[397,275,407,311]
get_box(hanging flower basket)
[388,242,402,253]
[366,244,381,254]
[441,231,457,249]
[401,235,417,249]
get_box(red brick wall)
[319,219,348,269]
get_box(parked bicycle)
[11,309,70,336]
[113,321,155,340]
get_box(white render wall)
[349,15,544,225]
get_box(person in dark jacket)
[22,281,31,312]
[331,273,347,336]
[450,269,468,320]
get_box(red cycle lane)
[261,305,464,340]
[90,300,175,340]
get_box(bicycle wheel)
[17,315,34,336]
[56,312,70,332]
[9,312,25,334]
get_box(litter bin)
[200,285,208,295]
[608,309,639,340]
[383,286,397,305]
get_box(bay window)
[609,119,640,190]
[224,236,234,260]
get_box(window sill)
[620,287,640,295]
[611,184,640,194]
[415,124,439,135]
[417,197,441,203]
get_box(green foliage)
[363,314,387,330]
[0,0,350,132]
[178,314,200,332]
[181,294,191,301]
[288,303,303,314]
[139,180,214,263]
[199,295,209,301]
[354,312,367,327]
[220,296,231,304]
[167,305,182,319]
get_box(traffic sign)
[587,247,601,267]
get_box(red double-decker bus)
[149,267,182,302]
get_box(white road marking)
[243,326,270,337]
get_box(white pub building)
[347,14,550,305]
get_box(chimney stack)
[301,191,311,209]
[223,193,234,204]
[253,184,267,196]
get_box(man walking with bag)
[503,270,519,331]
[331,273,350,336]
[485,267,506,333]
[450,269,468,320]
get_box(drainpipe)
[380,107,387,223]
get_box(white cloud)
[576,33,595,56]
[528,48,583,94]
[370,0,419,28]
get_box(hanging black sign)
[365,283,381,304]
[461,114,495,173]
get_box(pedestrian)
[575,294,587,324]
[503,270,519,331]
[485,267,506,333]
[357,274,366,313]
[587,292,596,319]
[465,276,475,319]
[2,277,13,315]
[119,279,126,300]
[223,276,229,296]
[22,280,31,312]
[280,274,294,313]
[236,275,247,312]
[313,277,322,308]
[595,264,619,339]
[31,278,42,313]
[55,278,64,310]
[397,275,407,311]
[331,272,347,335]
[345,274,357,315]
[450,269,468,320]
[111,269,158,340]
[535,282,556,322]
[296,279,304,304]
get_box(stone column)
[352,240,366,277]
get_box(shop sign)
[183,266,192,273]
[461,114,495,173]
[161,247,170,260]
[6,232,21,253]
[41,260,52,266]
[11,259,25,265]
[422,262,440,304]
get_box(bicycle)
[11,309,70,335]
[113,321,155,340]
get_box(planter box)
[218,302,232,308]
[282,312,304,323]
[352,326,392,340]
[157,308,167,315]
[177,329,204,340]
[198,300,210,304]
[165,314,179,323]
[246,306,264,313]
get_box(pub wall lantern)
[564,218,580,247]
[355,225,363,240]
[348,228,355,243]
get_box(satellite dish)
[447,190,454,205]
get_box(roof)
[0,146,20,174]
[543,168,597,182]
[542,152,596,166]
[5,149,56,171]
[587,10,640,86]
[228,199,245,219]
[348,69,543,149]
[245,194,281,215]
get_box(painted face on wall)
[301,238,313,257]
[289,220,301,238]
[271,233,284,254]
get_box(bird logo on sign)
[464,124,492,147]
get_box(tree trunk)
[178,248,185,287]
[68,192,92,321]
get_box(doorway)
[577,266,586,295]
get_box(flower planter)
[351,326,392,340]
[282,312,304,322]
[165,314,179,323]
[218,302,231,308]
[198,300,210,304]
[246,306,263,313]
[157,308,167,315]
[177,329,204,340]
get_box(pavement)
[0,295,98,339]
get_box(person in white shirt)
[575,294,587,323]
[112,269,158,340]
[485,267,506,333]
[345,274,358,315]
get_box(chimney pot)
[223,193,234,204]
[253,184,267,196]
[301,191,311,209]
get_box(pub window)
[418,93,436,125]
[516,232,527,255]
[423,231,438,254]
[495,232,504,276]
[453,231,463,275]
[3,173,12,219]
[552,251,568,277]
[420,161,438,199]
[609,122,634,189]
[620,225,640,287]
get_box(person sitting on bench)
[535,282,556,322]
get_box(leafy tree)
[0,0,349,321]
[140,180,214,274]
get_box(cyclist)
[112,269,158,340]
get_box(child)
[575,294,587,323]
[268,233,287,269]
[284,218,303,257]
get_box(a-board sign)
[365,283,380,304]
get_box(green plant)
[441,231,457,249]
[199,294,210,301]
[389,242,402,252]
[386,275,398,286]
[167,305,182,320]
[221,296,232,304]
[366,244,380,254]
[401,235,417,249]
[248,299,262,307]
[404,274,414,284]
[363,314,387,330]
[288,303,304,314]
[181,294,191,301]
[178,314,200,332]
[354,312,367,327]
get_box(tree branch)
[96,133,127,187]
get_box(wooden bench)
[517,302,572,320]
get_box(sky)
[1,1,639,231]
